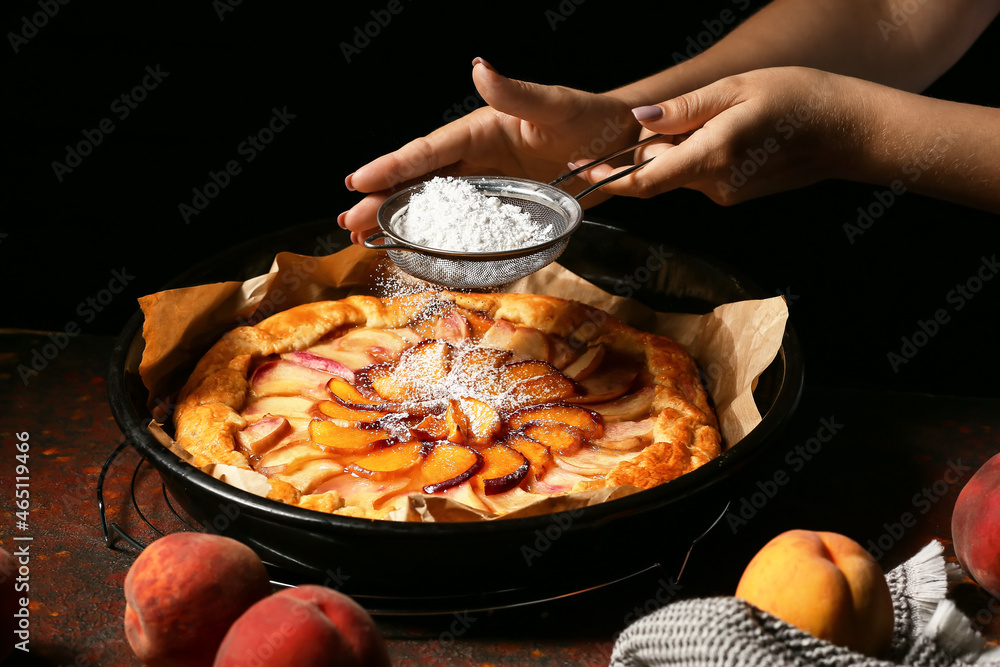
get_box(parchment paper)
[137,244,788,521]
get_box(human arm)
[574,66,1000,212]
[608,0,1000,108]
[340,0,1000,240]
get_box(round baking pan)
[107,218,804,612]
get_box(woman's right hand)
[338,58,640,244]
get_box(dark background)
[4,0,999,397]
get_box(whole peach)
[1,546,18,663]
[214,585,390,667]
[735,529,894,657]
[952,452,1000,598]
[281,586,391,667]
[124,532,272,667]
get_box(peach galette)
[173,291,721,520]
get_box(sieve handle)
[363,231,412,251]
[573,156,655,201]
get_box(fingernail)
[344,173,356,191]
[472,57,496,72]
[337,211,348,229]
[632,105,664,122]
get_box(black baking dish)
[107,219,804,611]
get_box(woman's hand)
[339,58,640,244]
[572,67,871,205]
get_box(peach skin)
[735,529,894,657]
[124,532,273,667]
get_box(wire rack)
[97,438,204,553]
[97,438,727,616]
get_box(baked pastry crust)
[172,291,721,519]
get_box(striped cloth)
[610,541,998,667]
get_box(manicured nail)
[471,57,495,72]
[344,173,356,191]
[632,105,664,122]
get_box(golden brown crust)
[172,291,721,516]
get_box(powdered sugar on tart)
[173,292,721,520]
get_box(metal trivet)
[97,438,728,616]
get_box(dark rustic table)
[1,330,998,666]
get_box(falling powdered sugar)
[394,177,554,252]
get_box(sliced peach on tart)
[326,376,385,406]
[355,363,410,402]
[347,441,428,481]
[561,343,606,381]
[243,396,317,424]
[505,433,554,481]
[507,403,604,440]
[475,444,530,495]
[480,321,552,362]
[588,386,655,423]
[432,309,471,344]
[386,327,423,346]
[457,397,501,446]
[420,443,484,494]
[365,339,453,402]
[409,413,449,441]
[396,339,453,383]
[235,415,292,458]
[452,347,511,396]
[316,400,389,424]
[300,340,377,371]
[568,361,638,403]
[443,399,469,445]
[592,417,656,451]
[279,351,356,382]
[498,360,558,385]
[460,308,497,339]
[250,359,338,401]
[272,457,351,496]
[519,421,585,455]
[505,373,579,408]
[255,440,330,476]
[328,328,409,362]
[308,419,393,454]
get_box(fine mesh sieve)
[365,177,581,289]
[362,135,662,288]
